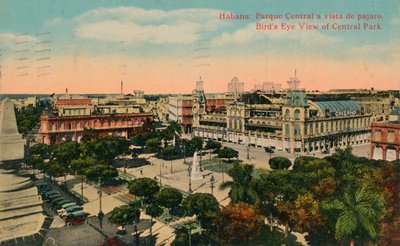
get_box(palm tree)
[220,163,259,204]
[322,186,384,246]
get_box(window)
[294,109,300,120]
[388,131,394,142]
[321,123,324,133]
[284,109,290,120]
[374,130,381,141]
[285,124,290,136]
[294,124,300,137]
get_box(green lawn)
[202,157,269,178]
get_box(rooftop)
[314,100,361,113]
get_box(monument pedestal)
[0,98,25,162]
[191,151,204,180]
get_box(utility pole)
[210,175,215,195]
[188,163,192,193]
[159,162,162,186]
[98,177,104,229]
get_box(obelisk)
[0,98,25,161]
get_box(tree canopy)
[269,157,292,170]
[128,177,160,202]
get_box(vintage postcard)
[0,1,399,245]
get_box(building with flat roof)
[370,107,400,161]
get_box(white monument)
[0,98,25,161]
[191,151,203,180]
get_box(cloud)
[350,39,400,61]
[70,7,226,44]
[211,22,338,46]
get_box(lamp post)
[159,162,162,186]
[98,177,104,229]
[183,144,186,164]
[221,161,224,183]
[188,163,192,193]
[199,149,203,171]
[210,175,215,195]
[246,135,250,160]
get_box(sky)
[0,0,399,94]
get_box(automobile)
[50,197,65,206]
[64,210,90,226]
[43,191,59,198]
[264,147,274,153]
[57,202,77,211]
[47,193,62,201]
[60,205,83,218]
[54,199,73,210]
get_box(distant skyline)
[0,0,399,94]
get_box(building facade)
[39,93,152,144]
[370,107,400,161]
[39,113,152,144]
[193,76,372,154]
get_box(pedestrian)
[140,170,143,175]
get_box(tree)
[182,193,220,230]
[293,156,318,169]
[155,188,183,219]
[322,186,385,246]
[142,118,156,133]
[255,170,299,236]
[128,178,160,203]
[220,163,259,204]
[52,141,81,181]
[289,193,323,233]
[80,137,130,164]
[29,143,52,160]
[109,204,141,245]
[187,137,204,152]
[84,164,118,184]
[161,146,177,160]
[374,161,400,245]
[70,157,97,200]
[269,157,292,170]
[211,203,263,244]
[15,104,46,135]
[45,160,66,181]
[217,147,238,161]
[53,141,81,165]
[145,204,163,242]
[205,140,222,151]
[145,138,161,152]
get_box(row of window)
[374,130,396,142]
[48,119,142,131]
[285,118,370,137]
